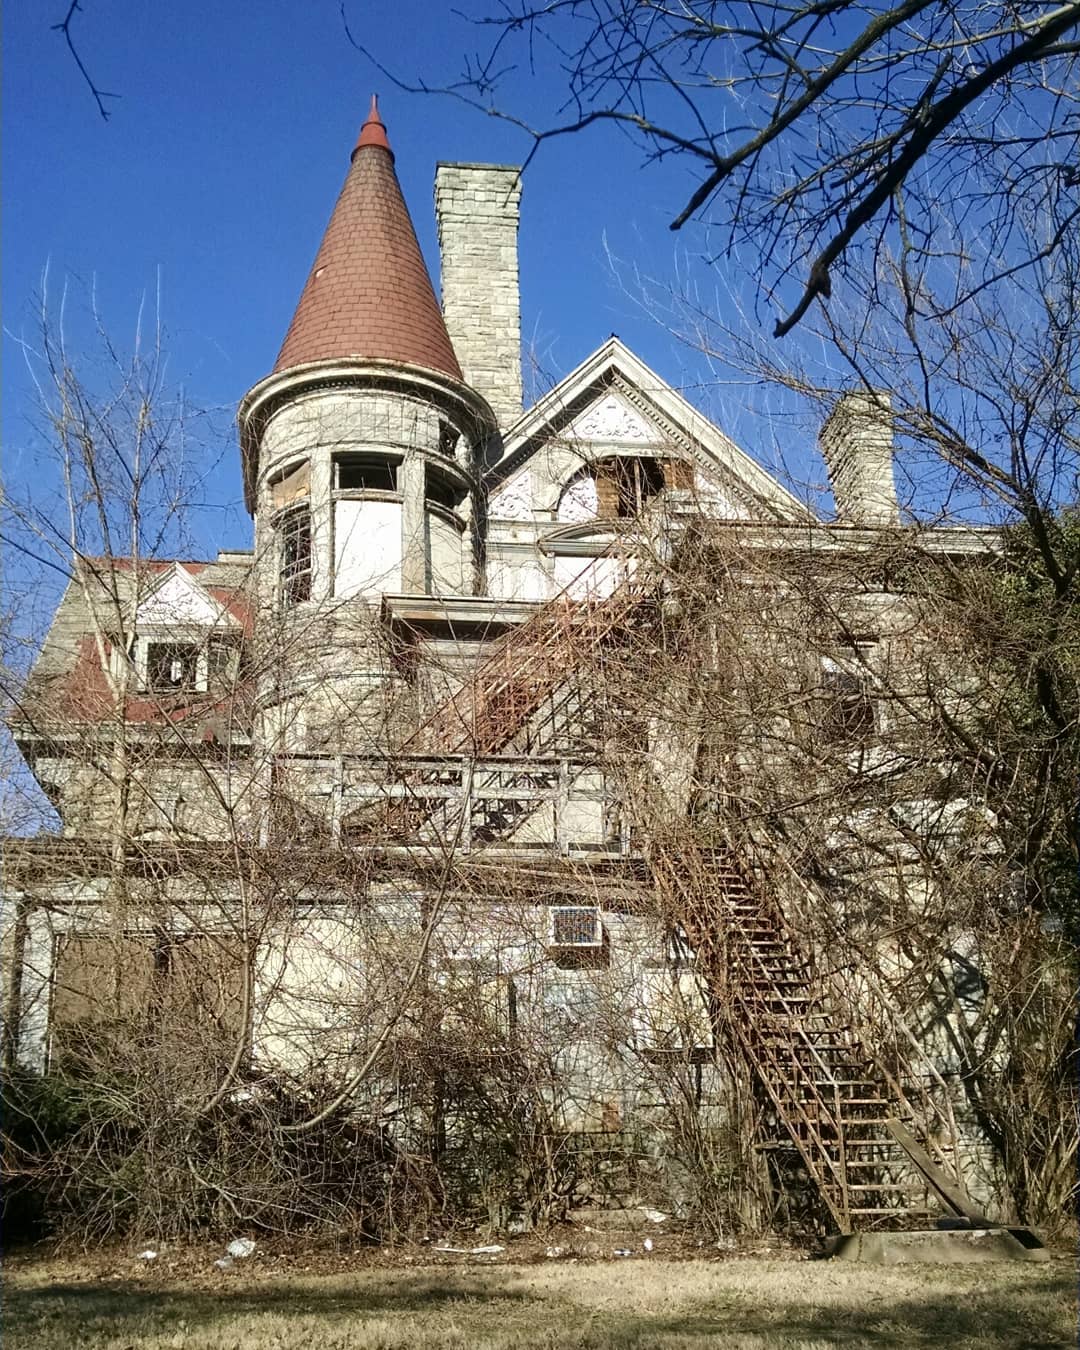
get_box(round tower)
[238,99,496,758]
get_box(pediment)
[136,565,233,629]
[563,392,665,447]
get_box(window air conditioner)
[549,905,603,948]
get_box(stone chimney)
[435,163,522,431]
[819,391,900,525]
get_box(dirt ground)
[3,1233,1075,1350]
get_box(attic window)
[335,456,399,492]
[594,457,665,519]
[146,642,199,693]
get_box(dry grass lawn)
[2,1252,1074,1349]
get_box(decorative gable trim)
[564,391,663,446]
[135,564,235,631]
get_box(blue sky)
[4,1,816,572]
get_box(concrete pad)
[824,1227,1049,1264]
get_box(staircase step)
[848,1183,927,1193]
[849,1207,938,1216]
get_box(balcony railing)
[268,752,632,857]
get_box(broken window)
[334,455,400,492]
[425,468,461,512]
[279,506,312,606]
[437,421,461,456]
[594,457,666,518]
[146,641,199,693]
[270,460,310,510]
[822,652,876,742]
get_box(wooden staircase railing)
[405,567,652,758]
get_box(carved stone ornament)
[488,469,533,520]
[566,394,662,445]
[557,471,599,523]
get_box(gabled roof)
[488,337,813,521]
[273,98,463,381]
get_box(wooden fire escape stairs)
[649,840,988,1233]
[384,564,653,845]
[386,559,992,1235]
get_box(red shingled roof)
[274,98,463,380]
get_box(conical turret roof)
[274,98,463,380]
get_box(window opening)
[335,456,399,492]
[425,469,460,512]
[279,506,312,606]
[438,421,461,456]
[146,641,199,693]
[822,652,876,742]
[594,457,665,518]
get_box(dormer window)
[146,641,199,693]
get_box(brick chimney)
[435,164,522,431]
[819,391,899,525]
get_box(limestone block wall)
[435,164,523,432]
[252,385,477,613]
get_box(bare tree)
[355,0,1080,336]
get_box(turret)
[238,99,497,612]
[238,99,498,756]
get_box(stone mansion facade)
[3,100,1012,1237]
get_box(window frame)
[277,502,313,607]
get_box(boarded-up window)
[271,461,311,510]
[437,962,515,1039]
[51,931,245,1059]
[52,933,154,1031]
[636,965,713,1052]
[662,457,695,491]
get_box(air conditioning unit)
[549,905,603,948]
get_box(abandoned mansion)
[4,100,1043,1241]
